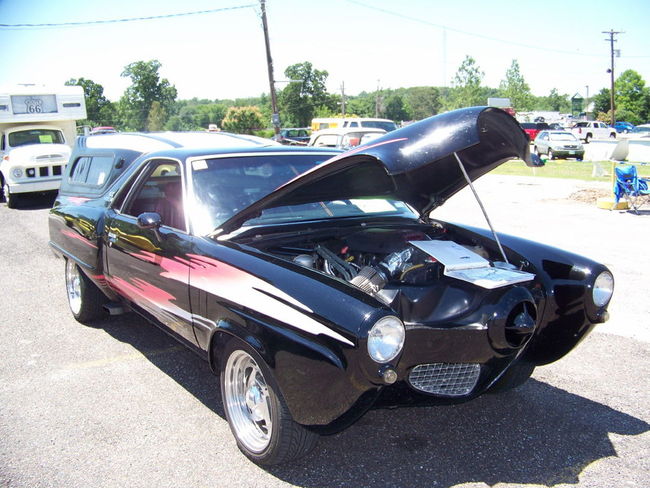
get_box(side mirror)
[137,212,163,241]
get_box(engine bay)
[252,224,498,308]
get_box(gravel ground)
[0,175,648,488]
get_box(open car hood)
[217,107,534,235]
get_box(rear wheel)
[65,259,106,323]
[585,133,592,143]
[609,133,616,139]
[220,340,318,465]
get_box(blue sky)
[1,0,649,103]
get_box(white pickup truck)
[570,121,616,143]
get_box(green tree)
[384,94,409,121]
[499,60,533,111]
[279,62,336,127]
[593,88,611,115]
[221,106,264,134]
[65,77,113,126]
[537,88,570,112]
[146,101,166,131]
[119,60,177,130]
[405,86,441,120]
[446,56,485,109]
[615,69,649,124]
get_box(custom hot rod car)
[48,107,614,465]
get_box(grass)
[492,159,650,181]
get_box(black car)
[278,127,310,145]
[48,108,614,465]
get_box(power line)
[0,4,256,29]
[346,0,647,59]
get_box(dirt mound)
[568,187,611,204]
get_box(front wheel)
[220,341,318,465]
[609,133,616,139]
[65,259,106,323]
[3,182,18,208]
[547,149,554,160]
[585,134,592,143]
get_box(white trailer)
[0,84,86,207]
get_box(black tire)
[488,360,535,393]
[609,133,616,139]
[547,149,554,160]
[220,339,318,465]
[585,133,592,143]
[64,259,106,323]
[3,182,18,209]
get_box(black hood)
[218,107,533,234]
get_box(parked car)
[548,123,566,130]
[570,121,617,142]
[614,121,635,133]
[48,107,613,466]
[533,131,585,160]
[520,122,549,141]
[278,128,310,145]
[90,126,117,135]
[308,127,386,149]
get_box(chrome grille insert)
[408,363,481,397]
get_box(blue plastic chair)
[613,164,650,214]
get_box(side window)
[349,121,359,127]
[123,160,186,231]
[70,157,91,183]
[69,156,114,187]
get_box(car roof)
[79,131,278,153]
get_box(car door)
[104,158,198,346]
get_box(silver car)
[533,131,585,160]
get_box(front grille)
[408,363,481,397]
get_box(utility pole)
[603,29,623,126]
[260,0,280,138]
[340,81,346,116]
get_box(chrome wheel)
[65,259,82,315]
[223,350,273,453]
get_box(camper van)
[0,85,86,207]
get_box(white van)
[0,85,86,207]
[311,117,397,132]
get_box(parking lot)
[1,174,648,488]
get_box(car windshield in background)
[190,153,332,234]
[8,129,64,147]
[362,121,398,131]
[549,133,578,141]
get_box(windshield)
[8,129,64,147]
[361,120,398,131]
[549,132,578,141]
[190,153,332,234]
[243,198,417,227]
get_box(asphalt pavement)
[0,175,648,488]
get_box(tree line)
[68,57,650,135]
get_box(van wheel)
[220,340,318,465]
[65,259,106,323]
[3,182,18,208]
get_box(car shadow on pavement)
[90,312,226,418]
[6,191,56,210]
[91,312,648,488]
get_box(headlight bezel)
[11,168,23,179]
[592,270,614,307]
[367,315,405,364]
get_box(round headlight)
[367,316,405,363]
[593,271,614,307]
[12,168,23,179]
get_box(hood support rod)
[453,152,509,265]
